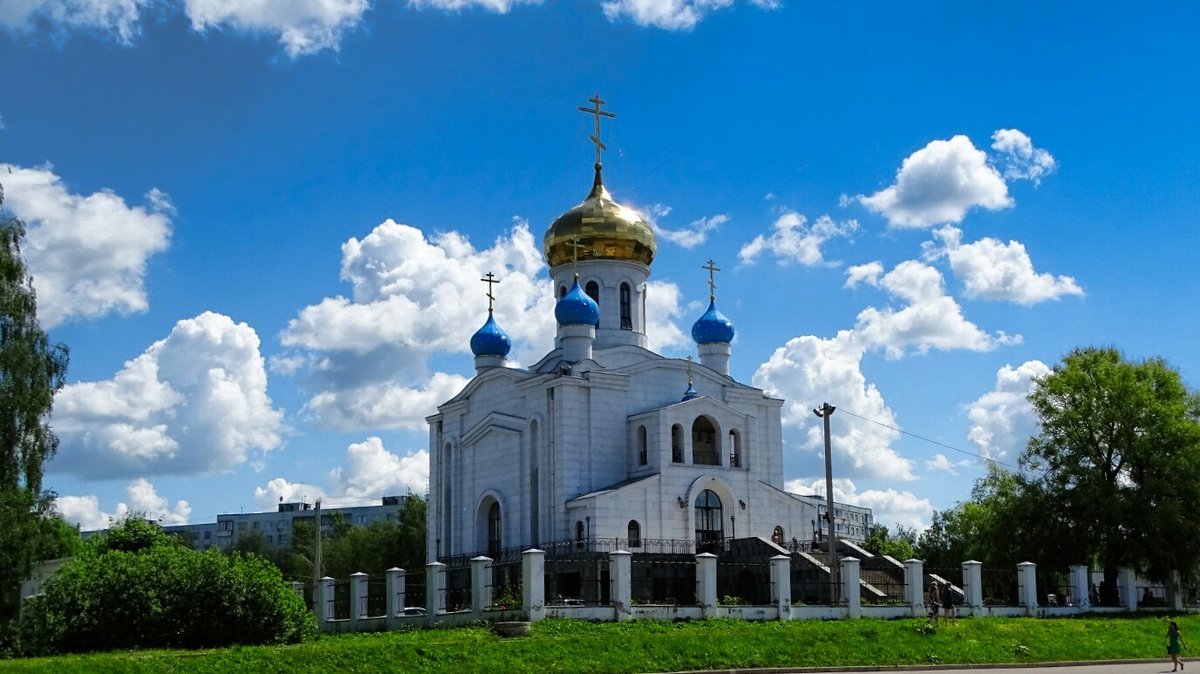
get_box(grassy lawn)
[1,613,1192,673]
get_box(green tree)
[1022,347,1200,598]
[0,184,69,619]
[863,524,916,562]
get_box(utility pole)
[312,498,323,591]
[813,402,839,604]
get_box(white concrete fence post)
[770,554,791,620]
[1119,567,1137,611]
[1169,570,1184,611]
[471,556,492,618]
[385,567,405,629]
[1017,561,1038,613]
[290,580,304,601]
[610,550,632,621]
[522,549,546,622]
[317,576,334,626]
[841,557,861,619]
[350,571,369,630]
[904,559,925,617]
[1069,564,1089,608]
[426,561,446,626]
[962,560,983,613]
[695,552,717,618]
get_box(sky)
[2,0,1198,535]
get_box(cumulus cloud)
[785,477,934,532]
[991,129,1057,184]
[738,211,859,266]
[52,312,285,478]
[256,437,428,510]
[305,372,469,431]
[652,213,728,249]
[1,164,171,329]
[183,0,369,57]
[755,334,914,480]
[57,478,191,531]
[844,261,883,289]
[925,226,1083,305]
[646,279,689,354]
[925,452,972,475]
[857,135,1011,228]
[0,0,151,43]
[965,360,1049,461]
[407,0,542,12]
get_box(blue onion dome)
[470,313,512,357]
[691,299,735,344]
[555,277,600,326]
[682,382,698,401]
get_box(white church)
[426,98,869,564]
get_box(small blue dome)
[555,278,600,326]
[470,313,512,357]
[691,299,735,344]
[682,382,698,401]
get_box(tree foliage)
[0,184,70,619]
[1022,347,1200,587]
[863,523,916,562]
[20,517,314,655]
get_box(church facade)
[426,99,867,563]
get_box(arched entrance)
[694,489,724,553]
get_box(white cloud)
[785,477,933,532]
[754,334,914,480]
[254,477,327,511]
[256,437,428,510]
[646,279,689,354]
[406,0,542,12]
[738,211,859,266]
[601,0,778,30]
[305,371,469,431]
[991,129,1057,184]
[925,226,1083,305]
[183,0,370,57]
[925,452,972,475]
[57,478,191,531]
[844,261,883,289]
[965,359,1049,461]
[850,260,1020,359]
[52,312,285,478]
[0,0,151,43]
[857,135,1012,228]
[1,164,171,329]
[652,213,728,249]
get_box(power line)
[838,407,1022,472]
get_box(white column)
[1069,565,1089,608]
[522,549,546,622]
[386,567,405,629]
[316,576,334,625]
[770,554,792,620]
[695,552,717,617]
[426,561,446,622]
[471,556,492,617]
[962,560,983,611]
[610,550,632,621]
[350,571,369,630]
[1169,570,1184,611]
[904,559,925,617]
[841,557,861,619]
[697,342,731,376]
[1119,567,1137,611]
[1017,562,1038,612]
[290,580,304,600]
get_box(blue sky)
[2,0,1198,533]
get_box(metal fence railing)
[716,560,772,606]
[630,556,696,606]
[980,568,1018,606]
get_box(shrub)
[20,520,314,655]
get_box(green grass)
[1,613,1193,673]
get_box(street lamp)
[813,402,839,603]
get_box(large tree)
[1022,347,1200,598]
[0,184,70,619]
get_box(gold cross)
[578,94,616,167]
[686,355,694,385]
[703,259,721,301]
[567,236,587,277]
[480,272,499,313]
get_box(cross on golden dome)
[578,94,615,169]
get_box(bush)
[20,519,315,655]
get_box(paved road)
[674,662,1188,674]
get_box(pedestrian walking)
[940,581,957,624]
[1169,620,1186,671]
[926,581,940,624]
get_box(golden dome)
[544,167,656,268]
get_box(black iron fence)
[716,559,772,606]
[630,555,696,605]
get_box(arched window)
[772,526,785,546]
[585,281,600,328]
[692,417,719,465]
[559,285,567,298]
[728,430,741,468]
[619,283,632,330]
[671,424,683,463]
[637,426,648,466]
[487,502,501,559]
[627,520,641,548]
[694,489,724,552]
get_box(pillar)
[695,552,717,617]
[386,567,405,629]
[1069,565,1089,608]
[426,561,446,624]
[1168,570,1184,611]
[904,559,925,617]
[522,549,546,622]
[316,576,334,624]
[770,554,792,620]
[1017,561,1038,612]
[290,580,304,600]
[841,557,861,619]
[471,556,492,617]
[610,550,632,621]
[962,560,983,610]
[350,571,369,630]
[1118,567,1137,611]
